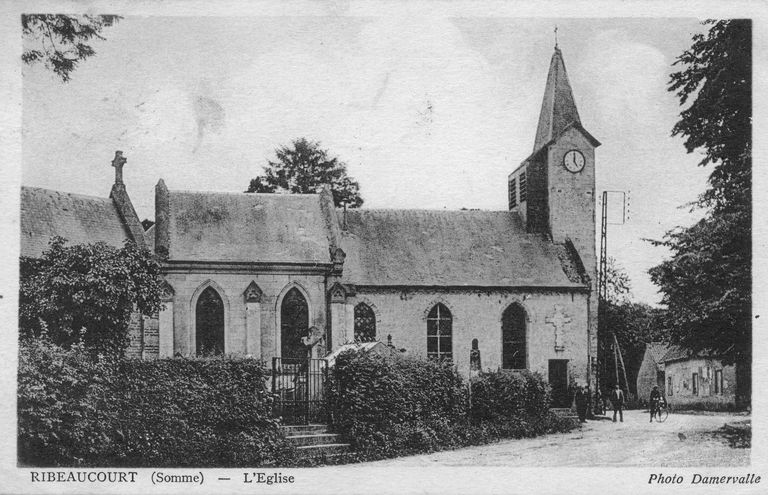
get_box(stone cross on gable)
[546,305,571,351]
[111,150,126,185]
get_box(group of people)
[572,384,667,423]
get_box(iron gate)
[271,357,328,425]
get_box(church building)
[20,47,599,407]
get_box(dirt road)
[354,410,750,467]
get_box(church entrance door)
[548,359,570,408]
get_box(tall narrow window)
[502,304,526,369]
[354,303,376,342]
[281,288,309,359]
[667,376,673,396]
[427,304,452,361]
[196,286,224,355]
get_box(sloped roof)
[20,186,131,258]
[166,190,332,263]
[660,345,721,363]
[646,342,672,364]
[339,208,586,288]
[534,47,582,152]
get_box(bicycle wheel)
[657,406,669,422]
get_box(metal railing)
[271,357,328,425]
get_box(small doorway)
[548,359,570,408]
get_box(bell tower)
[509,45,600,278]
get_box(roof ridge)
[168,189,321,198]
[21,185,112,202]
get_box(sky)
[21,16,712,305]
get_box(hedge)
[18,338,293,467]
[327,350,576,462]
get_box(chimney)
[109,151,147,249]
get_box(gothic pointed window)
[502,304,526,369]
[281,288,309,359]
[427,303,452,361]
[354,303,376,343]
[196,286,224,356]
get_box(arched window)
[502,304,526,369]
[281,288,309,359]
[427,303,452,361]
[196,286,224,355]
[354,303,376,342]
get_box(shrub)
[18,339,292,467]
[470,369,562,438]
[328,351,468,459]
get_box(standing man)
[611,384,625,423]
[574,385,588,423]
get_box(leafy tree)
[19,237,162,357]
[598,258,665,396]
[22,14,121,82]
[648,20,751,403]
[246,138,364,208]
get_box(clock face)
[563,150,586,173]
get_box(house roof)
[165,190,333,263]
[660,345,723,363]
[20,186,132,258]
[339,208,586,288]
[646,342,672,364]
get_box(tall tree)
[246,138,364,208]
[648,20,751,401]
[22,14,121,82]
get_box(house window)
[667,376,673,396]
[196,286,224,356]
[427,303,452,361]
[519,171,527,202]
[715,369,723,394]
[692,372,699,395]
[509,177,517,208]
[354,303,376,343]
[502,303,527,369]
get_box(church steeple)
[533,47,581,152]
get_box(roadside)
[349,410,750,467]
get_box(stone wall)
[665,358,737,407]
[346,287,591,383]
[161,271,327,360]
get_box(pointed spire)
[533,46,581,152]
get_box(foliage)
[19,237,162,357]
[604,256,631,304]
[328,350,575,462]
[18,337,117,466]
[17,341,292,467]
[246,138,363,208]
[649,20,751,382]
[22,14,121,82]
[470,370,570,437]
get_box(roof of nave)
[339,208,586,288]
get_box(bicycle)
[652,401,669,423]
